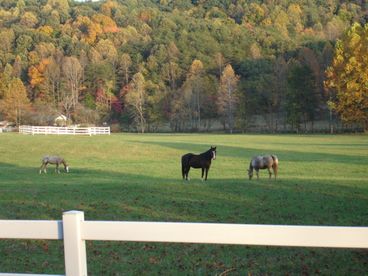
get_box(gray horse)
[39,156,69,174]
[248,155,278,180]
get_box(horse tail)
[271,155,278,179]
[181,160,185,179]
[181,154,189,179]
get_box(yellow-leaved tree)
[217,64,239,133]
[325,23,368,130]
[0,78,30,125]
[186,59,204,129]
[126,72,146,133]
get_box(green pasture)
[0,133,367,275]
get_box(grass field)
[0,133,367,275]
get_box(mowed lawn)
[0,133,367,275]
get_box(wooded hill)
[0,0,367,132]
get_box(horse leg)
[273,165,278,180]
[43,162,48,173]
[256,169,259,180]
[186,167,190,180]
[205,167,209,181]
[268,167,272,179]
[39,163,45,174]
[56,163,60,174]
[201,168,204,181]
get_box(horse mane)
[200,148,213,159]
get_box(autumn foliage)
[0,0,366,132]
[325,23,368,130]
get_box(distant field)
[0,133,367,275]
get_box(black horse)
[181,146,217,181]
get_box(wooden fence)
[19,126,110,136]
[0,211,367,276]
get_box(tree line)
[0,0,366,132]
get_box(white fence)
[19,126,110,136]
[0,211,367,276]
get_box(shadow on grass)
[0,162,367,227]
[1,135,368,274]
[1,162,367,275]
[137,140,368,164]
[273,142,368,147]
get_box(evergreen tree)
[286,62,318,132]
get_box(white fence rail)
[0,211,367,276]
[19,126,110,136]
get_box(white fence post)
[62,211,87,276]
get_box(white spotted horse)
[39,156,69,174]
[247,155,278,180]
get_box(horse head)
[210,146,217,160]
[62,161,69,173]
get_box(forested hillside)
[0,0,367,132]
